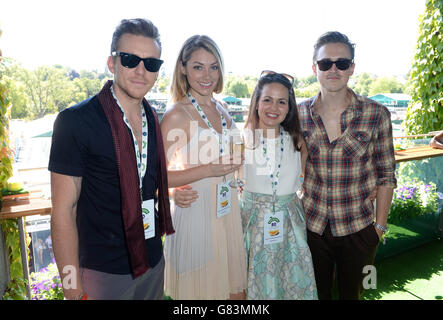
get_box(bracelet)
[373,222,388,234]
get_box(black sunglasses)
[316,58,353,71]
[260,70,294,85]
[112,51,164,72]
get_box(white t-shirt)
[243,132,302,196]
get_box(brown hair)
[313,31,355,63]
[110,18,161,54]
[244,73,301,151]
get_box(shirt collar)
[110,84,144,114]
[309,87,364,116]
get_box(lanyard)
[259,126,285,211]
[111,86,148,190]
[188,92,229,156]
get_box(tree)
[73,70,111,105]
[72,76,103,104]
[243,76,258,97]
[295,82,320,98]
[1,23,27,301]
[225,78,249,98]
[17,65,74,118]
[368,76,404,96]
[230,81,249,98]
[0,26,13,189]
[3,77,28,118]
[153,75,170,94]
[404,0,442,135]
[1,60,30,118]
[3,62,111,120]
[299,75,317,87]
[351,72,375,96]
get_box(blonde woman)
[161,35,247,300]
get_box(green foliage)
[368,77,405,96]
[5,79,28,118]
[2,220,24,274]
[349,73,406,97]
[295,73,405,99]
[404,0,443,135]
[72,76,106,104]
[230,81,249,98]
[225,77,250,98]
[0,30,13,204]
[1,277,28,300]
[0,219,29,300]
[295,82,320,98]
[152,75,171,94]
[351,72,375,96]
[0,61,28,118]
[3,59,112,120]
[0,31,28,300]
[388,176,439,224]
[30,263,63,300]
[389,142,442,226]
[298,75,317,86]
[224,74,258,98]
[18,65,71,118]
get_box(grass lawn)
[362,238,443,300]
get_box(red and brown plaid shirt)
[298,88,397,237]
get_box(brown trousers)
[307,222,379,300]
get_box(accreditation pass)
[142,199,155,239]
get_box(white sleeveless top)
[243,132,302,196]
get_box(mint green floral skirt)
[240,191,318,300]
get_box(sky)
[0,0,426,79]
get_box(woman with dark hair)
[240,71,317,299]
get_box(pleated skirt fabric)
[241,191,318,300]
[164,174,247,300]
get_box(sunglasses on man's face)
[112,51,164,72]
[260,70,294,85]
[316,58,353,71]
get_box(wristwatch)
[373,222,388,234]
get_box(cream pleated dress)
[164,106,247,300]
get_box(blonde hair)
[170,35,224,103]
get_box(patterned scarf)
[98,80,174,278]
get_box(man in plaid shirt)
[298,31,397,300]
